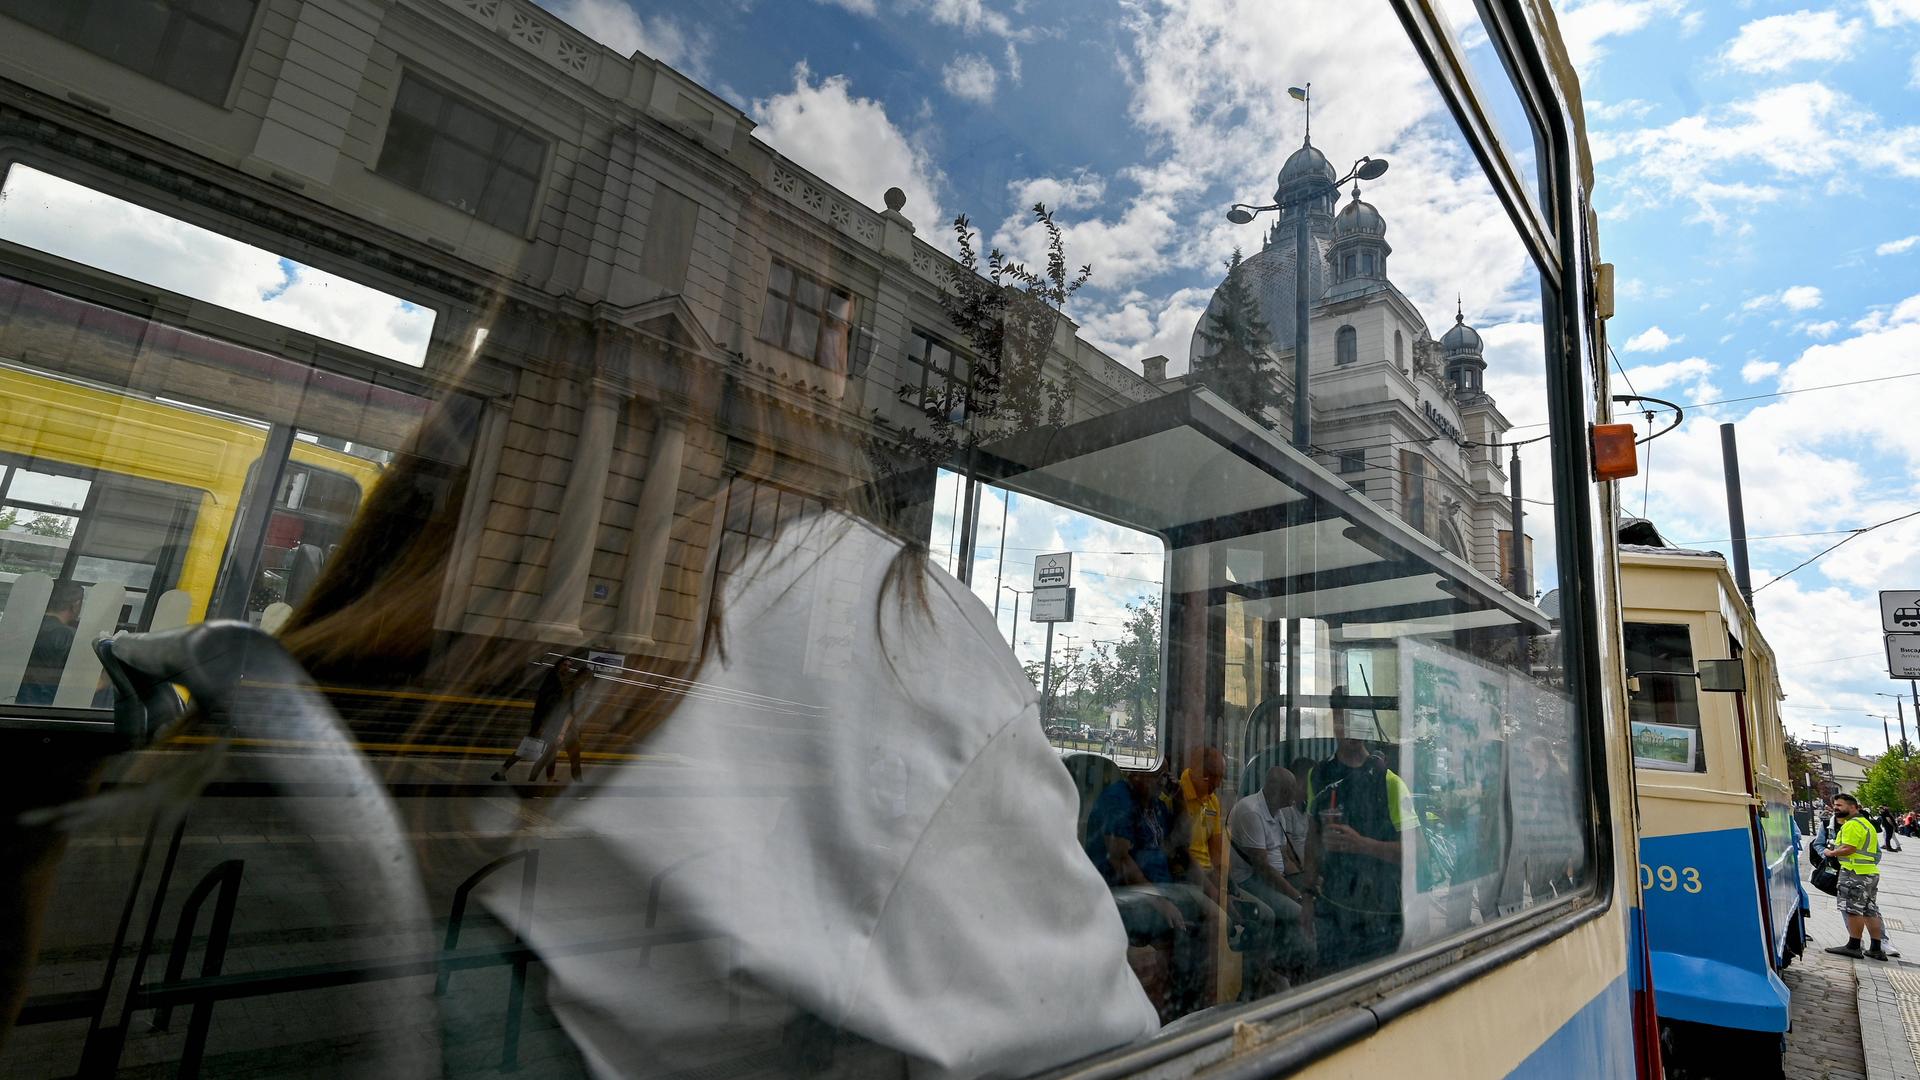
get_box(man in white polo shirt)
[1228,765,1316,996]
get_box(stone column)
[530,379,622,641]
[612,413,688,648]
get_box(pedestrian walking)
[493,654,592,784]
[1824,793,1891,961]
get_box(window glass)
[0,0,256,104]
[0,0,1588,1075]
[1625,622,1707,772]
[376,72,547,234]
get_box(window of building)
[757,260,854,371]
[1335,324,1358,365]
[1400,449,1428,532]
[376,72,547,234]
[1361,252,1376,275]
[904,329,970,422]
[1394,329,1406,370]
[1624,622,1707,772]
[1338,450,1365,474]
[0,0,258,104]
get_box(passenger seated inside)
[1228,765,1314,997]
[1084,761,1222,1019]
[1305,688,1417,978]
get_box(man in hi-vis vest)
[1825,793,1890,961]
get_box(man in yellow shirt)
[1178,748,1228,904]
[1824,793,1889,961]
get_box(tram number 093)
[1640,863,1703,894]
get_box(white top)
[1227,795,1309,886]
[488,515,1159,1078]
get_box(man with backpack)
[1824,793,1890,961]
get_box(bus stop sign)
[1034,552,1072,588]
[1882,590,1920,632]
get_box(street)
[1788,834,1920,1080]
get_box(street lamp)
[1877,692,1910,749]
[1225,122,1386,756]
[1226,150,1392,451]
[1000,585,1029,658]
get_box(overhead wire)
[1752,507,1920,594]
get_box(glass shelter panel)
[0,0,1590,1077]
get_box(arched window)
[1361,252,1375,276]
[1394,329,1405,370]
[1335,324,1357,365]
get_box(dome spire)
[1456,294,1463,323]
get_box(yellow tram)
[1621,538,1802,1077]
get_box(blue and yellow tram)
[1621,540,1804,1077]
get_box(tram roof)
[963,387,1551,637]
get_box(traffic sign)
[1035,552,1072,588]
[1890,634,1920,678]
[1031,586,1075,623]
[1883,591,1920,633]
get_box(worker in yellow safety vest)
[1823,793,1889,961]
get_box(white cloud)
[1004,43,1023,84]
[1623,325,1680,352]
[753,64,947,233]
[1593,82,1920,230]
[1742,360,1781,382]
[1869,0,1920,27]
[1880,235,1920,255]
[818,0,879,13]
[1744,285,1824,312]
[941,54,998,102]
[537,0,711,77]
[1620,355,1715,397]
[1589,99,1656,124]
[1557,0,1690,74]
[925,0,1026,39]
[0,165,432,366]
[1721,10,1863,73]
[1800,320,1840,338]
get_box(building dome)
[1188,230,1333,365]
[1275,141,1336,202]
[1334,191,1385,237]
[1440,307,1482,353]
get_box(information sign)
[1031,586,1075,623]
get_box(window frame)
[0,0,261,106]
[757,258,856,372]
[374,69,550,236]
[903,328,972,422]
[1334,324,1358,366]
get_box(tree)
[891,203,1090,468]
[1858,742,1914,812]
[1191,248,1284,428]
[1089,595,1161,738]
[21,513,72,539]
[0,506,14,531]
[1783,735,1823,803]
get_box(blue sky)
[536,0,1920,753]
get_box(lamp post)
[1225,102,1387,752]
[1226,148,1388,452]
[1878,692,1910,750]
[1001,585,1029,657]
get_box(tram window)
[2,0,1601,1073]
[1624,621,1707,772]
[0,165,435,367]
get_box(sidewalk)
[1792,833,1920,1080]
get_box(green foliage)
[891,203,1089,468]
[20,513,73,539]
[0,506,15,531]
[1021,595,1162,733]
[1858,741,1914,812]
[1784,735,1823,803]
[1192,249,1284,428]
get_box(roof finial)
[1456,294,1464,323]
